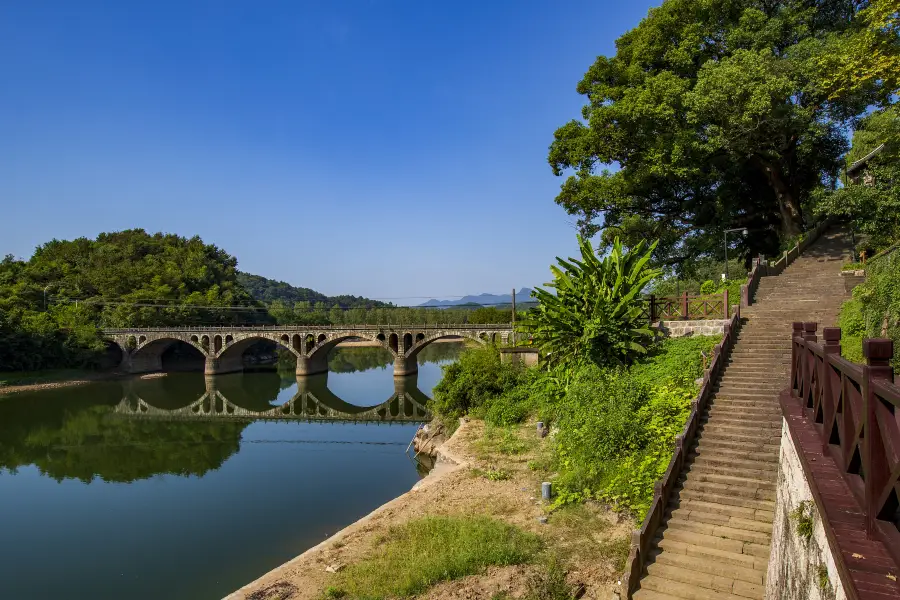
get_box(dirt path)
[226,420,632,600]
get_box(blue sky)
[0,0,658,302]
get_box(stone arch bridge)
[103,324,514,376]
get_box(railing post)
[649,294,656,323]
[682,291,689,320]
[741,283,749,308]
[802,322,818,404]
[821,327,842,453]
[862,338,894,538]
[791,322,804,396]
[723,289,729,319]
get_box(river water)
[0,343,462,600]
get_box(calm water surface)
[0,343,462,600]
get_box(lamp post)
[723,228,748,280]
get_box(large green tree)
[548,0,893,269]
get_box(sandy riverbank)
[225,419,631,600]
[0,371,166,396]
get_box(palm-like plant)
[521,235,661,367]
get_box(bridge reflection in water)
[115,372,431,423]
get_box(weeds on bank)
[476,424,537,458]
[548,503,631,571]
[471,466,512,481]
[320,516,541,600]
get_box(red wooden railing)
[644,290,730,322]
[790,322,900,568]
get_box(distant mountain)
[418,288,535,308]
[237,272,391,308]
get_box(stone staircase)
[634,228,854,600]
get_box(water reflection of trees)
[0,383,245,483]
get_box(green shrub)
[481,383,536,426]
[432,345,525,420]
[326,516,541,599]
[699,280,717,295]
[522,235,661,368]
[838,249,900,367]
[631,334,722,389]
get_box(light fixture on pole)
[723,228,748,280]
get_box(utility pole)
[511,288,516,347]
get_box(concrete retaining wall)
[765,420,847,600]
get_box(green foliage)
[468,306,513,324]
[817,564,831,591]
[548,335,717,516]
[431,345,526,420]
[815,105,900,252]
[790,500,815,542]
[548,0,884,266]
[630,334,722,389]
[237,272,388,309]
[523,235,661,368]
[325,516,541,599]
[837,248,900,367]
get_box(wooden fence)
[789,322,900,568]
[621,306,743,597]
[643,290,730,321]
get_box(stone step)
[713,387,782,397]
[688,453,777,476]
[643,565,763,599]
[649,547,765,586]
[670,497,774,523]
[668,505,774,534]
[638,573,751,600]
[697,431,781,448]
[704,408,781,423]
[677,487,775,512]
[680,469,776,491]
[700,415,781,429]
[710,391,783,401]
[655,534,767,570]
[633,588,684,600]
[694,437,780,454]
[678,475,776,502]
[690,445,777,465]
[665,516,772,545]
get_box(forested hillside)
[0,229,267,371]
[237,272,389,309]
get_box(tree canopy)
[548,0,896,270]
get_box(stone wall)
[765,420,847,600]
[840,270,865,294]
[655,319,728,337]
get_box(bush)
[838,249,900,367]
[631,334,722,389]
[522,235,661,368]
[432,345,525,420]
[699,280,717,295]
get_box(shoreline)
[223,421,470,600]
[223,419,628,599]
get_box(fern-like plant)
[521,236,661,368]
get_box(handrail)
[620,304,743,598]
[740,219,831,307]
[789,322,900,570]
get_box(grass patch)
[471,467,512,481]
[324,516,541,599]
[525,554,579,600]
[476,424,537,458]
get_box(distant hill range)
[237,272,392,308]
[418,288,535,308]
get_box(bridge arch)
[214,333,300,373]
[125,336,208,373]
[401,331,484,360]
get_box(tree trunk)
[757,158,803,237]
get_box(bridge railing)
[102,323,514,334]
[789,322,900,570]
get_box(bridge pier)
[393,355,418,377]
[296,354,329,376]
[124,352,162,374]
[204,355,244,375]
